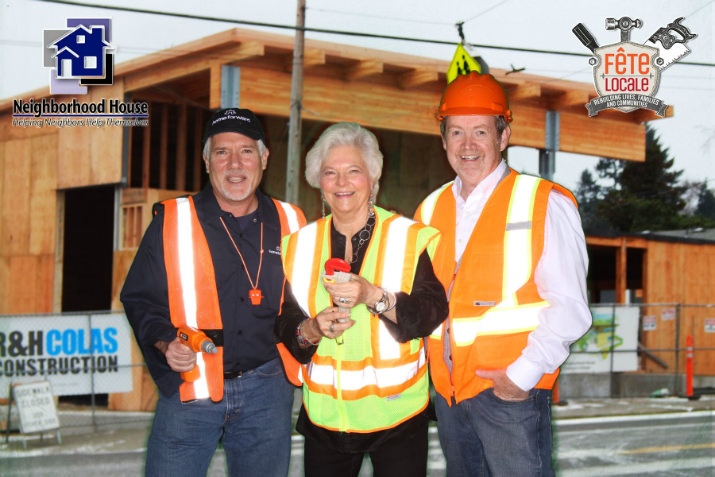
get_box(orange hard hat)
[437,72,513,123]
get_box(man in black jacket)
[121,108,304,477]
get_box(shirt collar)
[452,159,508,203]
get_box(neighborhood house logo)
[11,18,149,129]
[572,17,696,116]
[44,18,114,95]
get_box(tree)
[576,127,692,233]
[695,181,715,220]
[575,169,609,232]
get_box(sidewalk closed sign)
[13,381,60,434]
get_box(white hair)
[304,122,383,196]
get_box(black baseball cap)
[203,108,265,146]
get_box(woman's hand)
[303,307,354,341]
[323,273,383,309]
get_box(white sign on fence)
[661,307,676,321]
[12,381,60,434]
[0,313,133,399]
[561,306,639,374]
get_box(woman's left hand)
[323,273,382,309]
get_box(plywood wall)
[642,241,715,375]
[57,83,124,189]
[0,132,59,314]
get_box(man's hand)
[155,338,196,373]
[476,368,529,401]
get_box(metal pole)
[89,312,97,431]
[285,0,306,204]
[609,303,617,397]
[674,304,681,396]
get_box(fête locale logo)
[572,17,697,116]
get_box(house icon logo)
[43,18,115,95]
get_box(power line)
[307,6,451,26]
[35,0,715,68]
[460,0,510,24]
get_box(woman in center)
[276,122,448,477]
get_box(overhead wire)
[459,0,510,24]
[32,0,714,68]
[306,6,451,26]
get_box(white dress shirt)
[452,160,592,391]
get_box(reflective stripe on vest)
[503,174,539,307]
[305,350,427,393]
[281,207,439,432]
[176,198,198,328]
[418,181,452,225]
[273,198,303,233]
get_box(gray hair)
[440,115,509,141]
[305,122,383,196]
[202,136,268,161]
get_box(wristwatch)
[367,288,390,314]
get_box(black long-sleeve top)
[121,185,289,398]
[274,216,448,453]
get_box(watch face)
[374,298,387,313]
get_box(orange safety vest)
[163,196,305,402]
[279,207,440,432]
[415,169,576,404]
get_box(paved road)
[2,409,712,476]
[555,412,714,477]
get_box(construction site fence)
[0,305,714,431]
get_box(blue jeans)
[145,357,294,477]
[435,388,554,477]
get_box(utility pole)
[285,0,306,204]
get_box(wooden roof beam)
[550,90,591,109]
[285,48,326,71]
[221,41,265,65]
[508,83,541,101]
[344,59,383,81]
[399,69,439,89]
[124,42,264,92]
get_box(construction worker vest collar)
[280,206,440,432]
[417,171,576,404]
[163,196,304,402]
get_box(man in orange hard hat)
[415,71,591,476]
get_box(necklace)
[219,216,264,305]
[349,208,376,264]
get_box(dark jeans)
[435,388,554,477]
[145,357,294,477]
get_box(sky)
[1,0,713,192]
